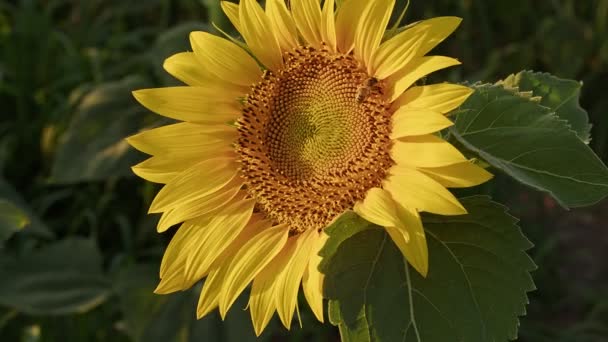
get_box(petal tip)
[415,263,429,278]
[153,281,172,294]
[131,89,145,102]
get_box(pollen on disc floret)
[236,45,394,234]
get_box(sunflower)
[128,0,492,335]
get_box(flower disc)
[237,46,394,233]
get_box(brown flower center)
[236,46,393,233]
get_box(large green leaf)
[501,71,591,142]
[320,197,536,342]
[451,84,608,208]
[49,75,157,184]
[0,238,110,315]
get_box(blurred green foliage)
[0,0,607,341]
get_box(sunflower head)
[238,44,394,234]
[129,0,492,336]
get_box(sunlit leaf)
[501,71,592,142]
[0,238,110,315]
[451,83,608,208]
[321,196,536,342]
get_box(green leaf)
[0,179,53,240]
[319,211,377,267]
[0,200,28,243]
[451,84,608,208]
[320,196,536,342]
[50,75,156,184]
[0,238,110,315]
[501,71,592,142]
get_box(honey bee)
[356,77,382,104]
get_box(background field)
[1,0,607,341]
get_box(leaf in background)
[0,238,110,315]
[114,263,174,341]
[0,179,53,239]
[321,196,536,342]
[536,17,591,79]
[49,75,158,184]
[501,71,592,142]
[0,200,28,244]
[451,84,608,208]
[115,262,221,342]
[201,0,231,34]
[114,263,260,342]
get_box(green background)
[1,0,607,341]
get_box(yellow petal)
[414,17,462,57]
[132,153,215,184]
[320,0,337,51]
[162,52,250,95]
[373,17,462,79]
[220,1,242,33]
[154,263,189,294]
[127,122,236,156]
[249,239,297,336]
[197,217,272,318]
[376,31,425,79]
[292,0,323,48]
[239,0,283,71]
[183,197,256,281]
[354,0,395,72]
[189,31,261,86]
[354,188,428,276]
[384,203,428,276]
[353,187,402,230]
[149,154,238,213]
[156,216,213,293]
[335,0,368,53]
[163,52,208,86]
[418,160,494,188]
[392,84,474,114]
[266,0,299,51]
[218,224,290,318]
[302,231,328,323]
[387,56,461,101]
[157,210,254,296]
[275,229,318,329]
[391,134,467,168]
[196,263,227,318]
[384,166,467,215]
[157,179,243,232]
[210,213,267,269]
[390,108,454,138]
[132,87,241,123]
